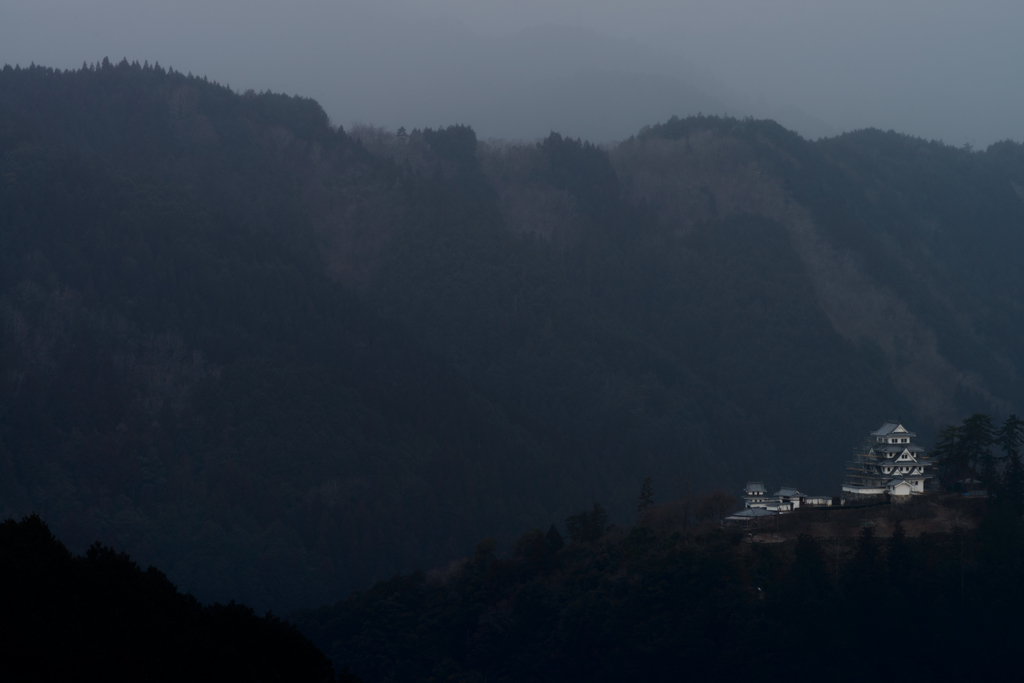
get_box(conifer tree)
[636,477,654,514]
[887,520,909,592]
[933,423,966,489]
[999,415,1024,514]
[545,524,564,553]
[846,526,884,602]
[963,413,997,489]
[565,504,608,543]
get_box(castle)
[729,420,935,522]
[842,420,935,498]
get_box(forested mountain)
[1,515,333,682]
[2,60,1023,612]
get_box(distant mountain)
[2,61,1023,612]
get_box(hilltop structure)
[843,420,934,498]
[729,420,935,523]
[727,482,834,522]
[742,482,833,511]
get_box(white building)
[743,481,769,508]
[843,420,934,497]
[740,482,833,517]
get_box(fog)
[2,0,1022,146]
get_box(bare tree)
[694,490,739,524]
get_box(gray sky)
[2,0,1022,146]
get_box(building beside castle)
[843,420,934,497]
[728,482,834,521]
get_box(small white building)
[776,487,805,510]
[744,482,769,508]
[887,479,914,497]
[739,482,833,518]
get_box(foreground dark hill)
[2,61,1024,611]
[0,514,334,682]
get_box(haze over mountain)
[3,0,1022,146]
[3,62,1024,614]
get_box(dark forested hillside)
[294,493,1024,683]
[0,515,333,682]
[2,61,1024,612]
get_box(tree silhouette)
[545,524,564,553]
[636,477,654,514]
[565,504,608,543]
[999,415,1024,513]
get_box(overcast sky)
[2,0,1022,146]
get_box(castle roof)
[870,444,926,455]
[871,421,916,438]
[728,508,777,518]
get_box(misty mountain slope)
[3,62,1024,613]
[340,128,912,487]
[614,116,1024,425]
[347,130,794,484]
[0,62,560,611]
[0,62,772,613]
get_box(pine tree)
[933,423,966,489]
[963,413,996,488]
[846,526,884,600]
[887,520,909,592]
[636,477,654,514]
[545,524,564,553]
[999,415,1024,514]
[565,503,608,543]
[790,534,830,605]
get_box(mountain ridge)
[2,61,1022,611]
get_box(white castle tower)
[843,420,934,497]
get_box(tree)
[933,423,967,489]
[998,414,1024,458]
[788,534,830,607]
[636,477,654,514]
[824,535,849,584]
[514,528,553,570]
[677,476,693,530]
[474,538,497,567]
[999,415,1024,514]
[545,524,564,553]
[963,413,997,489]
[887,520,910,592]
[565,504,608,543]
[845,526,884,603]
[694,490,738,524]
[934,415,996,490]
